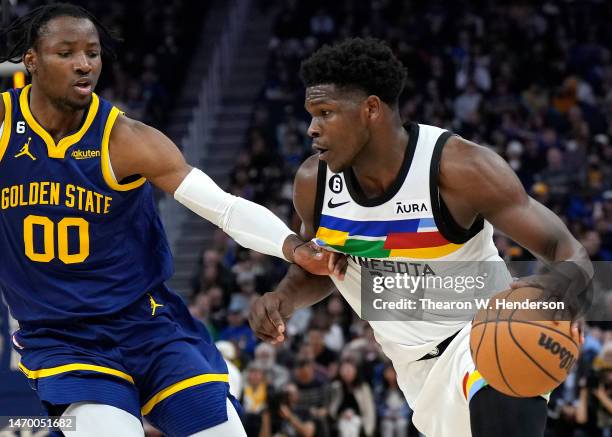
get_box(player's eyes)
[87,52,100,58]
[58,52,71,58]
[321,110,331,117]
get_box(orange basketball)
[469,287,579,397]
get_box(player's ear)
[364,95,382,121]
[23,49,37,75]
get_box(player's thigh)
[62,402,144,437]
[187,398,246,437]
[410,325,474,437]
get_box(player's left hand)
[288,238,347,280]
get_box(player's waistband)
[416,330,461,361]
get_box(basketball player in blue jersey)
[0,4,346,436]
[249,38,593,437]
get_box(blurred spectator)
[189,292,218,339]
[538,148,574,205]
[324,295,349,352]
[306,326,339,379]
[242,361,268,436]
[293,357,332,437]
[575,343,612,436]
[376,363,413,437]
[216,340,243,399]
[205,285,229,332]
[219,295,257,356]
[454,81,482,124]
[192,249,236,295]
[330,358,376,437]
[253,342,291,390]
[310,8,335,39]
[261,383,316,437]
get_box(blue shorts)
[13,284,241,437]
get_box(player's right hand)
[248,291,294,344]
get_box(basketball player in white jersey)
[249,38,592,437]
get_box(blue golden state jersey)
[0,85,173,323]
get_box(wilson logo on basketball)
[538,333,576,370]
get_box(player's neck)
[28,85,87,143]
[350,121,409,199]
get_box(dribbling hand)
[510,274,585,346]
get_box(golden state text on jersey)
[0,86,173,322]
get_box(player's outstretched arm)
[249,155,339,343]
[107,114,344,275]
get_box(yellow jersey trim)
[141,373,229,415]
[0,92,12,163]
[18,361,134,384]
[19,84,100,159]
[101,107,146,191]
[316,226,349,246]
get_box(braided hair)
[0,2,119,64]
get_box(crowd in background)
[186,1,612,436]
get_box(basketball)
[470,287,579,397]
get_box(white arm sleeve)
[173,168,294,261]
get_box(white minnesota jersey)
[314,123,512,361]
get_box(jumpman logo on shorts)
[148,293,164,316]
[14,137,36,161]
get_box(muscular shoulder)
[439,136,527,215]
[439,136,498,182]
[107,114,188,193]
[110,113,153,145]
[293,154,321,238]
[294,154,320,190]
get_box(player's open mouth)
[313,145,328,158]
[73,79,92,95]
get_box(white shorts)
[380,323,483,437]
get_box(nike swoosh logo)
[328,199,350,208]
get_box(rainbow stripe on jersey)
[315,214,464,259]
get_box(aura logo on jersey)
[395,201,428,214]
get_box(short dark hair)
[299,37,407,106]
[0,2,119,64]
